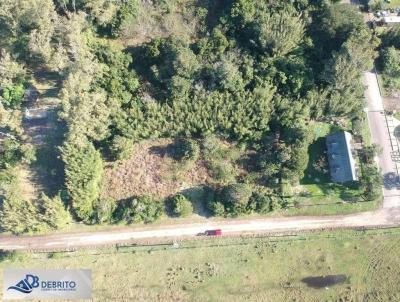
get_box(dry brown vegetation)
[102,139,211,200]
[121,0,204,45]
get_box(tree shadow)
[301,137,330,185]
[33,69,63,88]
[179,185,214,218]
[149,138,189,161]
[383,172,400,190]
[125,44,168,102]
[199,0,235,31]
[237,151,260,172]
[29,111,67,197]
[149,143,176,158]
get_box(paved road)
[1,71,399,251]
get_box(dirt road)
[0,71,399,251]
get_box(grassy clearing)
[376,73,389,97]
[382,0,400,9]
[1,228,400,301]
[120,0,206,45]
[359,111,372,146]
[101,139,212,201]
[296,121,375,215]
[302,121,341,185]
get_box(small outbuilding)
[326,131,358,183]
[382,16,400,26]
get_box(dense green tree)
[248,191,281,214]
[381,47,400,93]
[252,7,305,57]
[37,193,71,230]
[93,197,116,224]
[0,198,44,234]
[0,139,23,168]
[0,52,26,87]
[173,139,200,162]
[311,3,365,57]
[1,84,25,109]
[360,165,383,200]
[381,24,400,49]
[229,1,306,57]
[322,49,365,117]
[91,41,140,106]
[171,194,193,217]
[208,201,226,216]
[61,137,103,222]
[114,195,163,224]
[219,183,252,215]
[110,136,135,160]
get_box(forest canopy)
[0,0,379,230]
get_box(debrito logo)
[7,274,40,294]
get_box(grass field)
[1,229,400,301]
[383,0,400,9]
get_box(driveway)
[0,71,399,251]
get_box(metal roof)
[326,131,358,183]
[383,16,400,24]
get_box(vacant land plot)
[97,132,379,225]
[102,139,211,200]
[1,229,399,301]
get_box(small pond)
[301,274,348,289]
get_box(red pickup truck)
[205,229,222,236]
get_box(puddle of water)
[301,274,348,289]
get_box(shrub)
[280,181,294,197]
[0,138,23,168]
[360,164,383,200]
[110,136,135,160]
[174,138,200,162]
[359,144,382,165]
[202,136,240,182]
[208,201,225,216]
[210,160,237,182]
[61,138,103,222]
[0,250,29,263]
[0,198,46,234]
[114,195,163,224]
[219,183,252,215]
[37,193,71,230]
[1,84,25,109]
[171,194,193,217]
[248,191,271,214]
[94,197,116,224]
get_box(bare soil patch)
[383,96,400,111]
[102,139,211,200]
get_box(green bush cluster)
[113,195,163,224]
[203,136,241,183]
[170,194,193,217]
[174,139,200,162]
[61,138,103,222]
[1,84,25,109]
[0,192,71,235]
[208,184,282,217]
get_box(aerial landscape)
[0,0,400,300]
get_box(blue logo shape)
[8,274,40,294]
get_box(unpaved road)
[0,71,399,251]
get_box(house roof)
[326,131,358,183]
[383,16,400,24]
